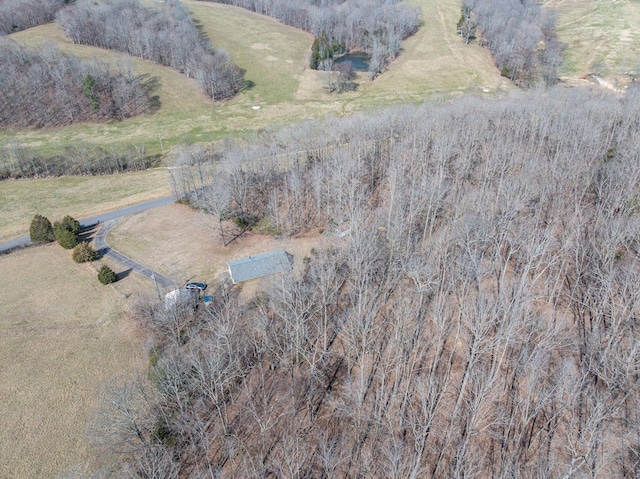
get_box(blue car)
[185,282,208,291]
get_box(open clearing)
[0,245,151,478]
[1,0,505,157]
[0,168,171,241]
[108,203,327,298]
[548,0,640,79]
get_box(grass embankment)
[0,169,170,241]
[0,245,151,478]
[549,0,640,77]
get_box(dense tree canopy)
[104,88,640,477]
[0,39,152,129]
[57,0,244,100]
[0,0,66,35]
[462,0,565,85]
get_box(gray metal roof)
[227,250,294,283]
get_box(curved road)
[95,219,175,289]
[0,195,176,254]
[0,194,177,289]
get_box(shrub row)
[29,214,116,284]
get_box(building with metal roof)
[227,250,294,283]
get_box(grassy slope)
[0,0,504,242]
[1,0,505,155]
[0,169,171,241]
[548,0,640,77]
[0,245,151,478]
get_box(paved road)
[95,219,175,289]
[0,195,175,254]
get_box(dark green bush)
[58,215,81,235]
[54,224,78,249]
[54,215,80,249]
[72,242,97,263]
[29,214,55,244]
[98,265,117,284]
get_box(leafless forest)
[92,88,640,478]
[0,0,66,35]
[197,0,421,76]
[462,0,565,85]
[57,0,244,100]
[0,39,152,129]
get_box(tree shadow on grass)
[96,247,109,260]
[116,268,132,281]
[138,74,162,113]
[242,79,255,92]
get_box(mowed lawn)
[0,245,152,478]
[0,169,171,241]
[548,0,640,77]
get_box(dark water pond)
[334,52,370,71]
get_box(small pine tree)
[54,224,78,249]
[59,215,81,235]
[72,242,97,263]
[54,215,80,249]
[98,265,117,284]
[29,214,55,244]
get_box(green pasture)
[549,0,640,77]
[1,0,507,158]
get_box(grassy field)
[1,0,506,157]
[0,0,506,244]
[0,168,171,241]
[0,244,152,478]
[549,0,640,77]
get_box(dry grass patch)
[0,169,171,241]
[108,203,328,293]
[362,0,509,103]
[0,245,152,478]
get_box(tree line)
[57,0,244,101]
[0,138,158,179]
[0,39,153,129]
[197,0,421,77]
[460,0,565,85]
[90,87,640,478]
[0,0,67,35]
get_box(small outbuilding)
[227,250,294,284]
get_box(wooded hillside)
[198,0,421,77]
[461,0,565,85]
[98,88,640,478]
[0,0,66,35]
[0,39,151,129]
[57,0,244,101]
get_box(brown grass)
[0,245,152,478]
[0,168,171,242]
[107,203,327,296]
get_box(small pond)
[334,52,370,71]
